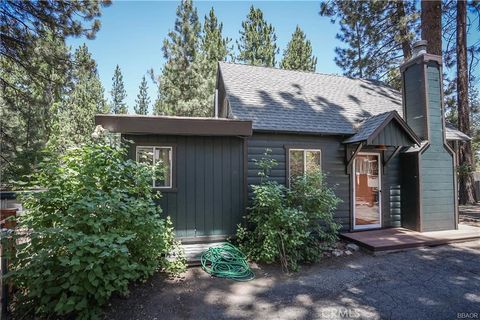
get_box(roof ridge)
[218,61,395,89]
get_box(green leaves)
[8,139,185,319]
[237,150,341,273]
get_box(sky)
[67,1,342,111]
[67,1,480,112]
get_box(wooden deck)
[341,224,480,253]
[182,241,227,266]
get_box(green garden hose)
[201,243,255,281]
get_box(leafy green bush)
[237,150,341,272]
[7,135,185,319]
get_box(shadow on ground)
[104,240,480,320]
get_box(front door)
[353,153,381,230]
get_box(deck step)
[182,241,227,266]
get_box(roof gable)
[343,111,420,146]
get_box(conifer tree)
[194,7,232,116]
[134,76,150,115]
[155,0,205,116]
[237,6,278,67]
[1,34,71,183]
[110,65,127,114]
[320,0,417,85]
[280,26,317,72]
[49,44,107,148]
[201,8,231,65]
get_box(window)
[288,149,321,184]
[136,146,173,189]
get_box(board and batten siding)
[419,63,455,231]
[125,134,245,238]
[246,133,403,230]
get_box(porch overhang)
[343,111,421,147]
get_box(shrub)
[237,150,341,272]
[7,135,185,319]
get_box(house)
[96,41,470,242]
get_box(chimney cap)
[412,40,428,57]
[413,40,428,48]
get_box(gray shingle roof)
[219,62,468,140]
[343,112,394,143]
[445,123,471,141]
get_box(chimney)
[412,40,427,58]
[399,40,457,232]
[400,39,443,141]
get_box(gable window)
[288,149,321,184]
[136,146,173,189]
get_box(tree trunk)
[421,0,442,55]
[395,1,412,60]
[456,0,477,204]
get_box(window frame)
[135,145,176,191]
[285,145,322,187]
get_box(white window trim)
[288,148,322,185]
[352,152,382,230]
[136,146,173,189]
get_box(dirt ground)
[460,205,480,227]
[104,239,480,320]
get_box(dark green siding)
[403,64,427,140]
[401,60,456,232]
[125,134,245,238]
[371,121,415,146]
[419,63,455,231]
[247,133,402,230]
[384,154,402,227]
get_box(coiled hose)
[201,243,255,281]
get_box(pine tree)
[49,44,107,149]
[134,76,150,115]
[1,33,71,184]
[110,65,127,114]
[280,26,317,72]
[155,0,206,116]
[237,6,278,67]
[320,1,418,85]
[456,0,476,204]
[201,8,232,67]
[195,7,232,116]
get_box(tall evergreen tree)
[194,7,232,116]
[110,65,127,114]
[1,1,109,185]
[155,0,206,116]
[456,0,476,204]
[1,0,110,103]
[280,26,317,72]
[421,0,442,56]
[320,0,418,85]
[237,6,278,67]
[134,76,150,115]
[49,44,107,149]
[202,8,231,66]
[1,33,71,184]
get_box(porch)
[341,224,480,253]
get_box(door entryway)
[353,153,381,230]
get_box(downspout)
[214,89,219,118]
